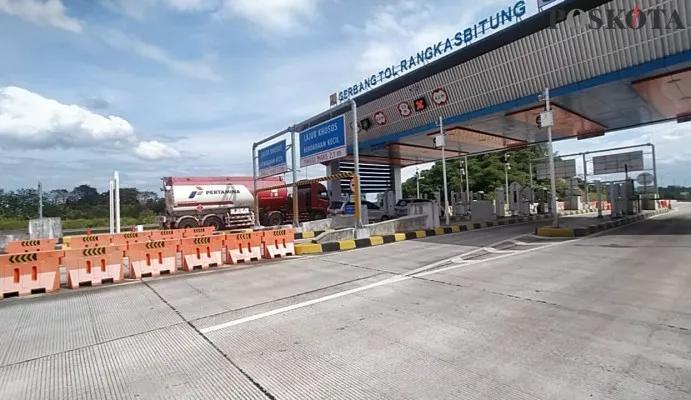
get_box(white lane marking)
[200,234,555,334]
[509,239,548,246]
[483,247,516,254]
[200,211,676,334]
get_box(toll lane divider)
[1,251,62,298]
[59,227,216,250]
[125,240,179,279]
[179,235,223,272]
[294,210,601,255]
[3,239,59,254]
[1,227,297,300]
[535,208,670,238]
[63,246,125,289]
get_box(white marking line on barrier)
[199,211,674,334]
[509,239,547,246]
[482,247,516,254]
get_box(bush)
[0,217,155,231]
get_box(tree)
[0,184,164,223]
[402,144,553,200]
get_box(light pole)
[114,171,121,233]
[109,180,115,234]
[350,99,363,228]
[464,155,470,213]
[38,181,43,219]
[459,158,464,206]
[502,153,510,206]
[416,167,420,199]
[437,116,450,226]
[540,88,559,228]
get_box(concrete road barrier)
[535,209,669,238]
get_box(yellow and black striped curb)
[536,208,670,237]
[293,210,599,246]
[294,212,587,255]
[560,208,597,216]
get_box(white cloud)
[345,0,506,77]
[0,0,82,32]
[0,86,135,149]
[216,0,320,34]
[101,0,219,19]
[162,0,220,12]
[134,140,181,160]
[100,29,221,82]
[99,0,157,20]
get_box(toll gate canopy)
[293,0,691,167]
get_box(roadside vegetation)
[0,185,162,230]
[1,146,684,231]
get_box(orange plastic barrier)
[1,251,62,298]
[64,234,107,249]
[178,236,223,271]
[183,227,215,238]
[148,229,185,241]
[62,246,125,289]
[262,229,295,259]
[224,232,262,264]
[109,232,150,247]
[124,241,179,279]
[4,239,58,253]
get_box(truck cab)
[263,183,329,226]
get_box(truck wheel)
[203,216,223,231]
[380,215,390,222]
[177,218,199,229]
[267,212,284,226]
[311,211,326,220]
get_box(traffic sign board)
[431,88,448,105]
[257,139,287,178]
[636,172,654,186]
[299,115,347,168]
[398,101,412,117]
[374,111,387,125]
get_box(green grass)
[0,217,155,231]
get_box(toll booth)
[520,186,534,215]
[564,178,582,211]
[495,188,505,218]
[508,182,522,216]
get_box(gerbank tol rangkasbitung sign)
[334,1,528,104]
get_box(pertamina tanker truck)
[159,176,330,230]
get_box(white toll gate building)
[261,0,691,224]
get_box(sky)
[0,0,689,194]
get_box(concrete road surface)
[0,208,690,399]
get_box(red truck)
[159,176,330,230]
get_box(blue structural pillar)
[326,161,342,200]
[392,165,403,202]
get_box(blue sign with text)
[344,204,355,215]
[299,115,347,168]
[336,0,527,103]
[258,140,287,177]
